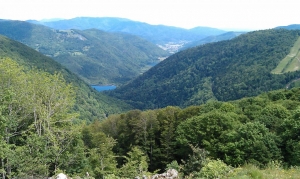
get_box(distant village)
[157,41,189,54]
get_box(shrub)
[200,159,232,179]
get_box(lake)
[91,85,116,92]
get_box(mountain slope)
[182,31,245,50]
[0,34,132,121]
[29,17,227,45]
[0,20,169,85]
[108,29,300,109]
[275,24,300,30]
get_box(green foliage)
[222,122,282,166]
[199,159,233,179]
[256,103,290,131]
[110,29,300,110]
[176,110,241,158]
[0,58,85,178]
[80,87,300,177]
[165,160,181,172]
[118,147,149,178]
[0,36,132,121]
[225,163,300,179]
[279,108,300,166]
[4,47,300,178]
[181,145,210,176]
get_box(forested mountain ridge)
[0,19,169,85]
[181,31,246,50]
[109,29,300,109]
[0,35,132,121]
[28,17,227,45]
[275,24,300,30]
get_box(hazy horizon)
[1,0,300,30]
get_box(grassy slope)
[226,164,300,179]
[272,36,300,74]
[0,35,132,121]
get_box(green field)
[272,36,300,74]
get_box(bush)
[200,159,232,179]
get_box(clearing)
[271,36,300,74]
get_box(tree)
[222,122,282,166]
[0,58,79,178]
[155,106,181,169]
[118,147,149,178]
[0,58,31,178]
[83,123,118,179]
[256,103,290,131]
[279,108,300,166]
[176,110,241,159]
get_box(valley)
[0,20,169,85]
[109,29,300,109]
[2,16,300,179]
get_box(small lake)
[91,85,116,92]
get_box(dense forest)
[109,29,300,110]
[2,56,300,178]
[181,31,245,50]
[0,35,131,121]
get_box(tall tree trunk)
[1,158,5,179]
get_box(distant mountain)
[29,17,227,45]
[275,24,300,30]
[0,20,169,85]
[108,29,300,109]
[0,35,132,121]
[182,31,246,50]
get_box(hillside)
[28,17,227,45]
[276,24,300,30]
[181,31,246,50]
[0,35,132,121]
[0,19,169,85]
[108,29,300,109]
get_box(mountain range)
[28,17,227,45]
[0,19,169,85]
[108,29,300,109]
[181,31,246,50]
[0,18,246,85]
[3,17,300,112]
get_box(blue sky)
[1,0,300,30]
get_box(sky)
[1,0,300,30]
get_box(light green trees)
[82,121,118,178]
[118,147,149,178]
